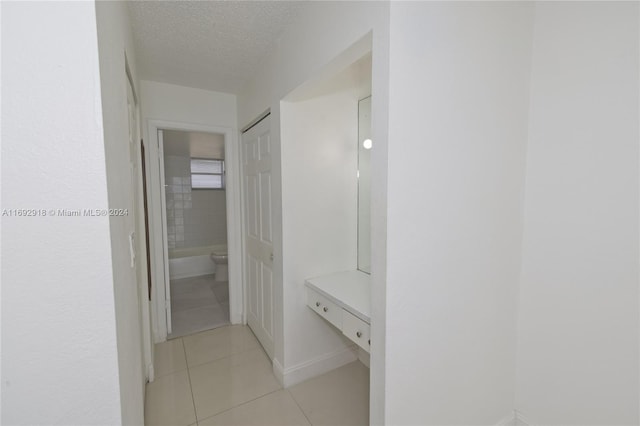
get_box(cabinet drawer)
[306,288,342,329]
[342,310,370,353]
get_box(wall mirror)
[358,96,372,273]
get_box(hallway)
[146,325,369,425]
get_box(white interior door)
[157,129,172,335]
[127,75,153,382]
[242,116,274,359]
[126,78,149,383]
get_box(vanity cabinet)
[306,288,343,330]
[305,270,371,353]
[342,311,370,351]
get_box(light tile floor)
[168,275,230,339]
[146,325,369,426]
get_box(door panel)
[259,173,272,243]
[242,116,274,359]
[259,134,271,159]
[247,175,259,239]
[248,254,259,320]
[261,262,273,339]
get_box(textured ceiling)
[127,1,302,94]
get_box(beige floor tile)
[198,390,310,426]
[153,339,187,378]
[182,325,260,367]
[169,275,230,338]
[145,370,196,426]
[171,276,215,308]
[211,281,229,303]
[288,361,370,426]
[169,303,230,339]
[171,294,217,312]
[189,348,282,421]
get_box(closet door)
[242,115,274,359]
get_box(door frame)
[146,119,243,342]
[125,66,154,383]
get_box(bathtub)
[168,244,227,280]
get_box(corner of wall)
[496,409,531,426]
[495,411,517,426]
[514,410,531,426]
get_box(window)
[191,158,225,189]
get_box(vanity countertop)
[305,270,371,323]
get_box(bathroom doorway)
[145,120,243,343]
[159,129,230,338]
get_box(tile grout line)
[181,324,286,424]
[172,301,220,314]
[183,333,260,370]
[182,337,199,425]
[182,326,264,423]
[195,387,283,425]
[169,304,231,340]
[286,388,314,426]
[170,277,230,339]
[210,280,220,305]
[153,325,326,426]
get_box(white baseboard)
[272,345,358,388]
[273,358,286,385]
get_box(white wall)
[1,2,122,424]
[140,80,237,129]
[358,95,372,273]
[515,3,640,424]
[279,57,369,382]
[238,3,390,422]
[94,1,147,424]
[385,3,534,424]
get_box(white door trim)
[125,71,154,384]
[156,130,172,335]
[146,119,243,342]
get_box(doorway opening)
[147,120,242,344]
[161,130,230,338]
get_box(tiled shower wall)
[164,155,227,250]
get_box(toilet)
[210,251,228,282]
